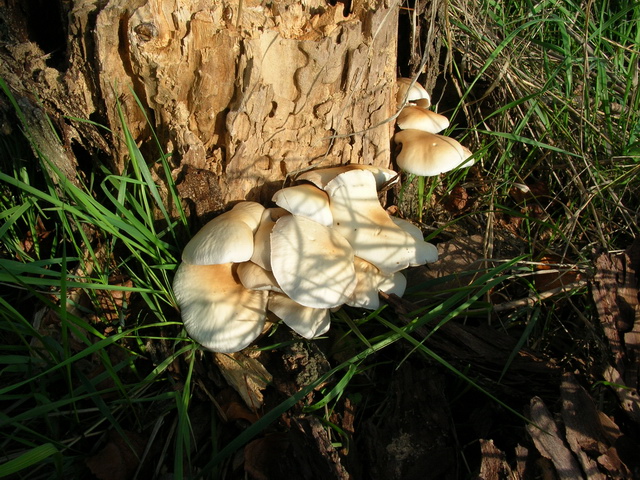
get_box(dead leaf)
[533,255,582,293]
[442,185,469,213]
[79,278,133,325]
[221,398,260,424]
[18,215,52,260]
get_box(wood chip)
[603,366,640,425]
[560,374,607,480]
[526,396,583,480]
[213,351,272,410]
[479,439,518,480]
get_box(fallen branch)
[493,279,588,312]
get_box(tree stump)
[1,0,399,213]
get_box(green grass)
[418,0,640,400]
[441,0,640,251]
[1,0,639,477]
[0,82,526,477]
[0,81,192,477]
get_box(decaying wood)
[213,351,272,409]
[362,364,456,480]
[525,375,635,480]
[290,415,350,480]
[478,439,519,480]
[560,373,630,479]
[602,366,640,426]
[526,397,583,480]
[1,0,403,211]
[593,251,630,373]
[592,242,640,424]
[379,291,560,395]
[242,415,349,480]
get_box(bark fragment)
[592,242,640,423]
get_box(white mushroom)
[268,292,331,339]
[228,201,266,231]
[324,169,436,274]
[347,257,407,310]
[396,77,431,108]
[391,217,438,265]
[182,201,265,265]
[272,184,333,226]
[173,262,268,353]
[250,207,289,271]
[270,215,356,308]
[397,106,450,134]
[296,164,398,190]
[237,261,283,293]
[394,129,474,176]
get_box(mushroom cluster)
[394,77,475,176]
[173,78,476,353]
[173,165,438,353]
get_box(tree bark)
[1,0,399,215]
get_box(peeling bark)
[1,0,400,212]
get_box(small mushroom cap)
[272,184,333,226]
[268,292,331,339]
[347,257,407,310]
[397,106,450,134]
[296,164,398,190]
[394,129,474,176]
[237,261,283,293]
[173,262,268,353]
[325,169,433,274]
[270,215,356,308]
[397,77,431,107]
[182,201,265,265]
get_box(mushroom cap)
[272,184,333,226]
[390,216,423,241]
[237,261,283,293]
[347,257,407,310]
[173,262,268,353]
[324,169,432,274]
[391,217,438,264]
[397,77,431,107]
[270,215,356,308]
[394,129,474,177]
[397,106,450,134]
[250,208,289,271]
[414,98,431,109]
[267,292,331,339]
[182,201,265,265]
[296,164,398,190]
[227,201,266,231]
